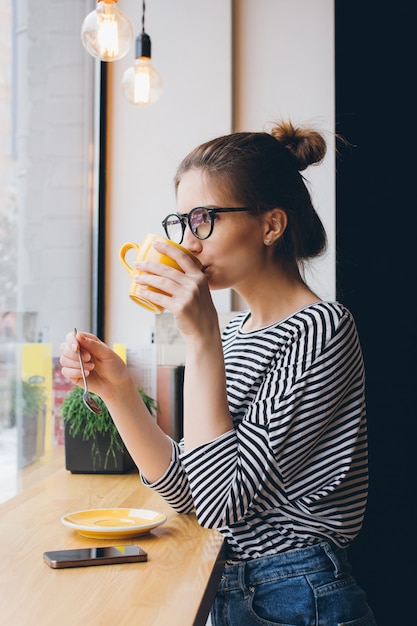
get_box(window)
[0,0,98,501]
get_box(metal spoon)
[73,328,102,415]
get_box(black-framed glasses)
[161,207,251,244]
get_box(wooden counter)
[0,451,225,625]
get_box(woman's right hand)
[59,330,130,403]
[61,330,175,482]
[135,239,218,340]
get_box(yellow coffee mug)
[119,234,202,313]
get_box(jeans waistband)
[222,542,348,585]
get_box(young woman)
[60,121,376,625]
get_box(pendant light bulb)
[122,33,162,106]
[81,0,134,62]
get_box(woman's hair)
[174,120,328,269]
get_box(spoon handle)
[73,328,89,390]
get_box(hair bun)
[271,121,327,171]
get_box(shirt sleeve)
[140,438,195,514]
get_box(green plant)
[61,385,158,470]
[9,379,45,428]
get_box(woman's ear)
[263,208,287,245]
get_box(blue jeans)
[210,542,376,626]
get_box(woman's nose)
[182,226,203,254]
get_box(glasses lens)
[164,214,183,243]
[189,208,212,239]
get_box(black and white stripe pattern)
[146,302,368,560]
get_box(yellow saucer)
[61,508,167,539]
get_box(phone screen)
[43,545,148,569]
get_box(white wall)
[233,0,335,303]
[105,0,335,349]
[105,0,233,347]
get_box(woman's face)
[176,169,267,291]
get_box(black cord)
[142,0,146,33]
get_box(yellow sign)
[21,344,53,453]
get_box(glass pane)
[0,1,97,502]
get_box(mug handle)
[119,242,139,272]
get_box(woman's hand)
[134,240,218,338]
[134,241,233,450]
[60,330,174,481]
[59,331,130,403]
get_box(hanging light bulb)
[121,2,162,106]
[81,0,134,62]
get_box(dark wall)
[335,4,416,624]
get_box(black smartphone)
[43,545,148,569]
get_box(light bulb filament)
[97,14,119,58]
[134,67,151,104]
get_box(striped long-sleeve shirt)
[144,302,369,560]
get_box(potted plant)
[9,379,46,467]
[62,385,158,474]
